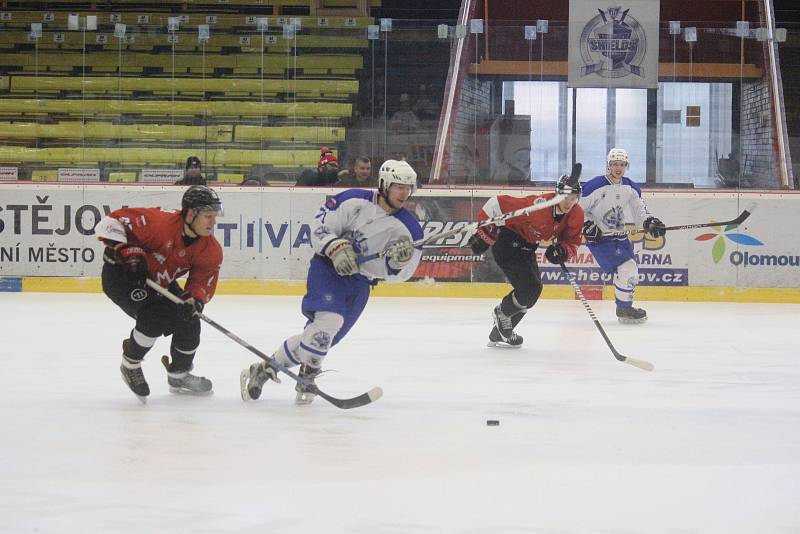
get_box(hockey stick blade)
[663,203,755,232]
[560,265,654,372]
[613,351,655,372]
[145,279,382,409]
[603,204,757,238]
[570,162,582,181]
[313,385,383,409]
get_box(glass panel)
[0,8,791,190]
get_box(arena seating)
[7,77,359,100]
[0,97,353,119]
[0,2,372,181]
[0,121,344,144]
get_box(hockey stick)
[357,194,566,263]
[559,265,654,372]
[145,279,383,409]
[602,203,756,238]
[359,163,582,263]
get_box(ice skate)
[295,364,322,405]
[120,357,149,403]
[488,306,523,348]
[616,305,648,324]
[239,361,280,401]
[487,326,523,348]
[161,355,213,395]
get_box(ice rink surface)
[0,292,798,533]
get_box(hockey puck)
[486,419,500,426]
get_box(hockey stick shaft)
[357,194,566,263]
[559,265,654,372]
[144,279,382,409]
[422,162,580,248]
[602,204,755,238]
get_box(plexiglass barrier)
[0,9,793,190]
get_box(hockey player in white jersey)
[580,148,666,324]
[240,159,423,404]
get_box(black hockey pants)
[491,228,543,322]
[102,263,201,370]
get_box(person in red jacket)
[468,175,583,348]
[94,185,223,402]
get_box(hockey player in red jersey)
[94,185,223,402]
[468,175,584,348]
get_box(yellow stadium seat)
[9,76,359,99]
[108,172,137,182]
[235,125,344,143]
[0,52,363,75]
[215,173,245,184]
[0,146,320,167]
[32,169,57,181]
[0,97,353,119]
[0,121,234,142]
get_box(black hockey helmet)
[556,174,582,197]
[181,185,222,216]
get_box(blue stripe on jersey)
[581,175,612,197]
[325,188,375,211]
[583,175,643,199]
[392,208,424,242]
[621,177,642,197]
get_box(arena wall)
[1,184,797,302]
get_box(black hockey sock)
[500,294,526,318]
[510,310,527,329]
[123,329,152,362]
[168,345,196,373]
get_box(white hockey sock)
[298,312,344,368]
[274,334,302,368]
[613,259,639,307]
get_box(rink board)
[0,184,798,302]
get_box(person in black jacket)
[295,147,341,186]
[175,156,206,186]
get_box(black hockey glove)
[179,297,204,322]
[544,243,568,265]
[468,225,497,254]
[108,244,148,286]
[582,220,603,243]
[468,234,490,254]
[643,216,666,238]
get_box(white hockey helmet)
[607,148,629,170]
[378,159,417,195]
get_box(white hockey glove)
[386,236,415,270]
[325,238,359,276]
